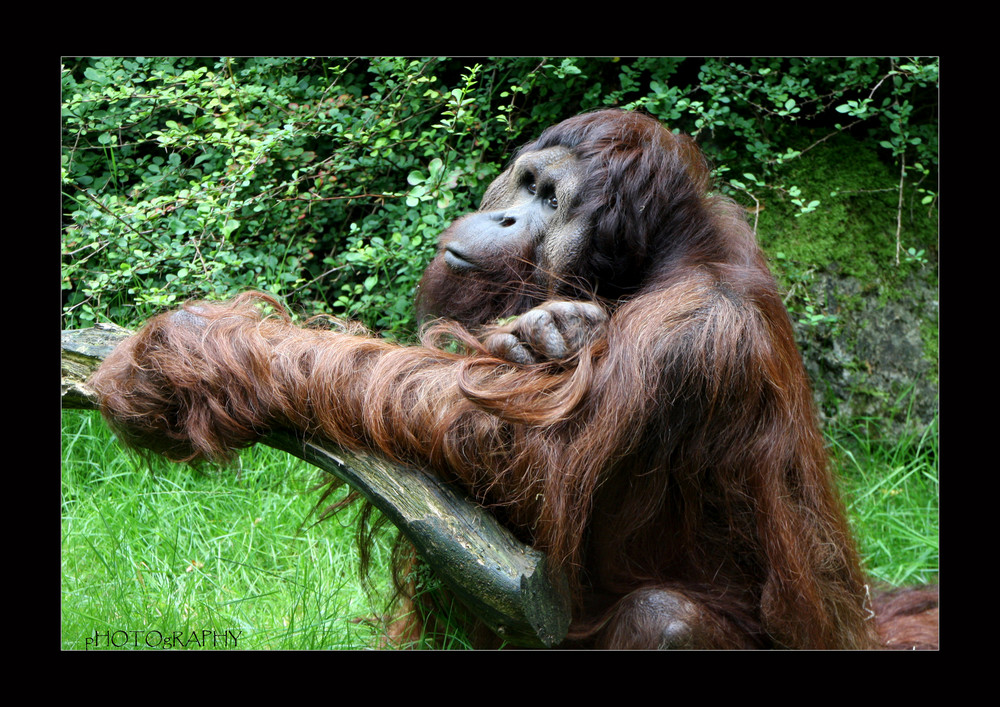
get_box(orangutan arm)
[88,293,583,486]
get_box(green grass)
[830,415,939,587]
[61,409,939,650]
[61,410,396,650]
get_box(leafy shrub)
[62,57,938,338]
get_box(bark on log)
[61,325,571,648]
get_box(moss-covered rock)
[751,134,938,437]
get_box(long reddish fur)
[90,109,937,649]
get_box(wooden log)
[61,325,571,648]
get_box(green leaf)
[83,67,107,84]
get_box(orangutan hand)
[481,300,609,365]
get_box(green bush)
[62,57,938,339]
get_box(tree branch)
[61,324,571,648]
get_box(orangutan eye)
[526,181,557,209]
